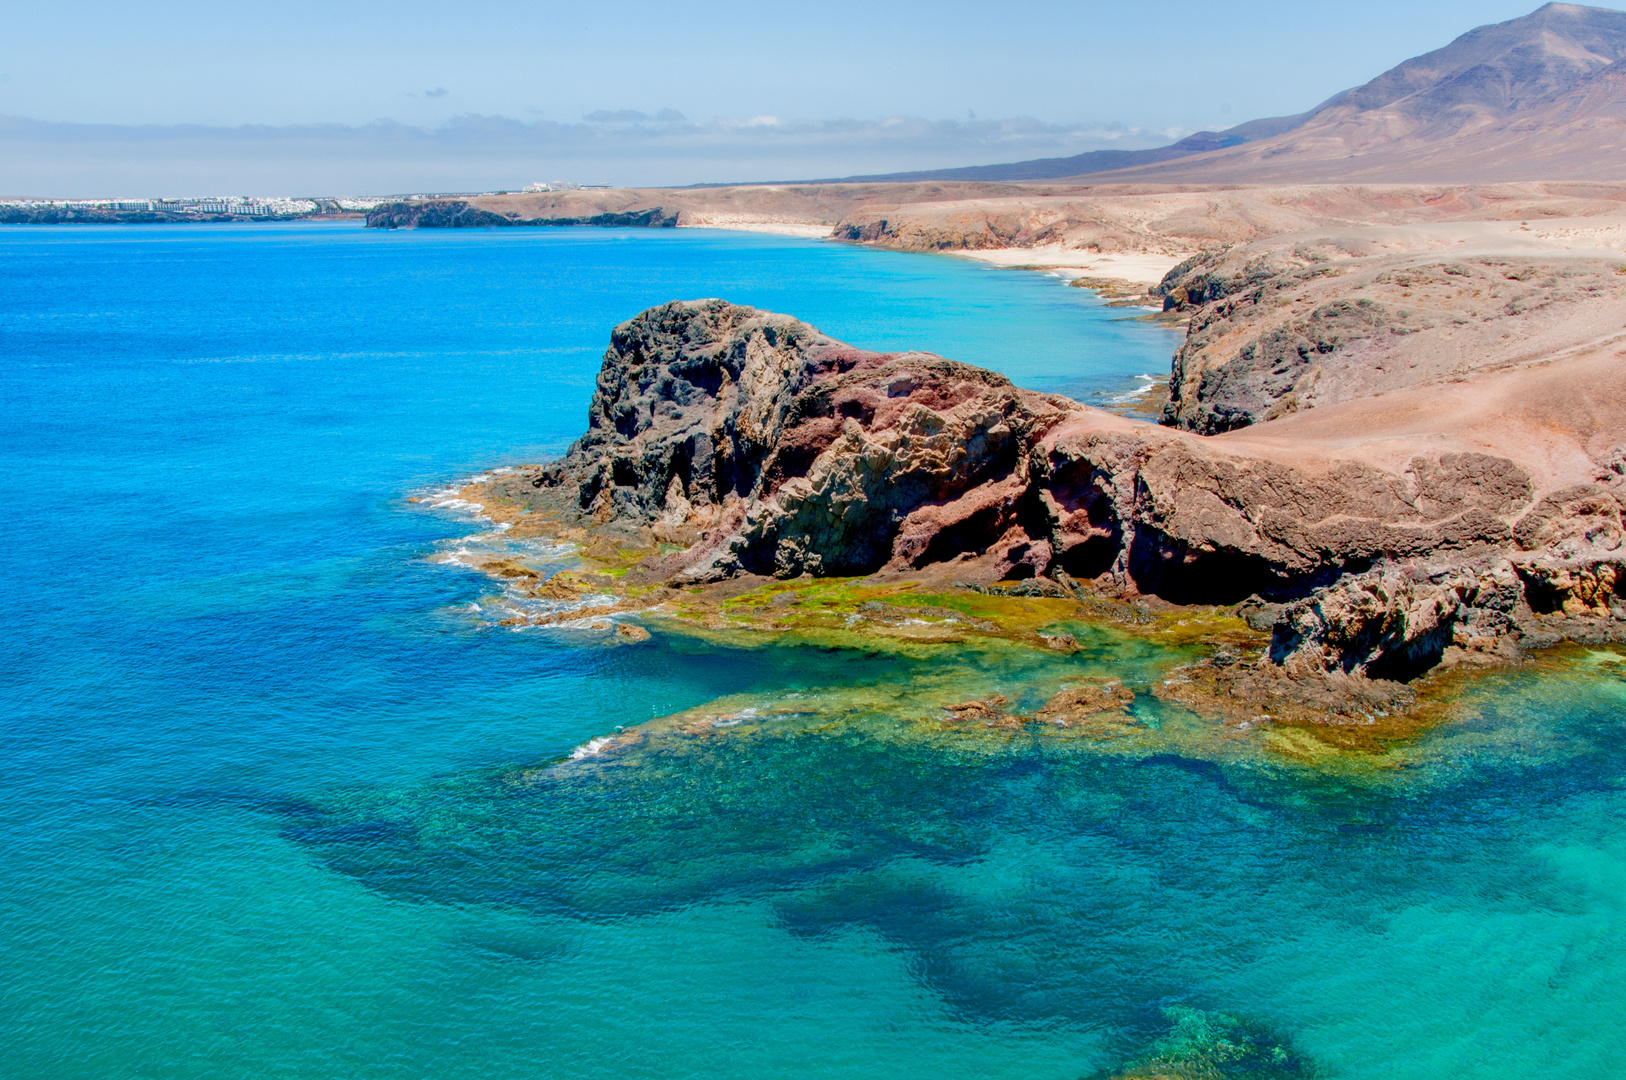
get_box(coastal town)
[0,185,614,222]
[0,195,326,216]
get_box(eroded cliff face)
[494,300,1626,680]
[522,300,1076,580]
[1154,236,1626,433]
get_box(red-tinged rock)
[481,299,1626,679]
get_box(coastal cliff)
[483,300,1626,682]
[1152,236,1626,433]
[366,201,678,229]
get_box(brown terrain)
[407,4,1626,718]
[429,255,1620,697]
[369,4,1626,246]
[847,2,1626,185]
[1094,3,1626,185]
[473,294,1623,686]
[368,4,1626,242]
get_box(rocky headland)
[365,201,680,230]
[459,297,1625,729]
[400,36,1626,735]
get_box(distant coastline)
[0,198,363,225]
[363,200,678,230]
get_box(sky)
[0,0,1568,195]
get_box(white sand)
[677,215,834,239]
[943,245,1193,285]
[674,223,1192,284]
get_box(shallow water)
[3,223,1624,1079]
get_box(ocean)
[3,222,1624,1079]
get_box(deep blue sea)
[4,222,1626,1079]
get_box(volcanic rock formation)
[488,300,1626,679]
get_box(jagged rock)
[487,300,1626,680]
[1042,432,1529,604]
[1514,556,1624,617]
[1513,485,1625,554]
[943,695,1012,724]
[533,577,583,600]
[476,557,539,580]
[1504,486,1626,617]
[520,299,1075,581]
[1270,567,1465,679]
[1153,653,1419,730]
[1040,632,1080,652]
[831,209,1059,251]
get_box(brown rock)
[1035,681,1136,727]
[502,299,1626,681]
[943,695,1010,724]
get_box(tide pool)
[2,222,1624,1079]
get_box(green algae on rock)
[271,630,1626,1072]
[436,297,1626,751]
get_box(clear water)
[3,222,1624,1079]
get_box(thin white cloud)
[0,112,1178,195]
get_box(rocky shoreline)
[444,298,1624,735]
[365,201,679,230]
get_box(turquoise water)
[3,222,1624,1078]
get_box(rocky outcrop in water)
[519,300,1074,580]
[365,201,678,230]
[493,300,1626,679]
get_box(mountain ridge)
[838,3,1626,185]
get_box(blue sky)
[0,1,1571,193]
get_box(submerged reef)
[461,299,1622,705]
[1098,1006,1317,1080]
[275,640,1626,1071]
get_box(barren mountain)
[856,3,1626,185]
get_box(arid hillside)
[1080,4,1626,184]
[393,181,1626,260]
[452,181,1045,233]
[1154,219,1626,433]
[824,182,1626,254]
[853,4,1626,185]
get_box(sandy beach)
[676,214,834,238]
[942,245,1192,286]
[675,217,1191,289]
